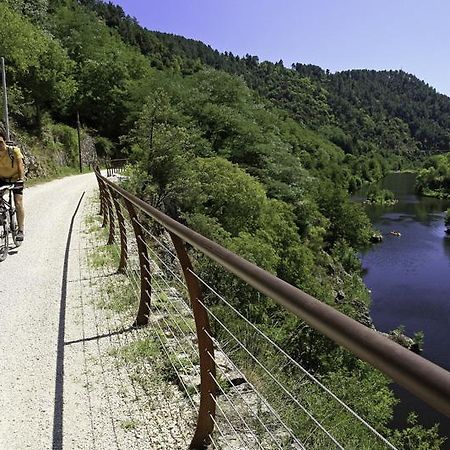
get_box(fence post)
[94,170,106,220]
[97,175,110,229]
[96,173,115,245]
[169,233,216,449]
[109,187,128,273]
[103,182,116,245]
[124,198,151,326]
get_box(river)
[358,172,450,445]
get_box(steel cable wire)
[134,253,269,449]
[140,249,303,448]
[132,217,178,259]
[124,262,201,404]
[106,232,197,444]
[205,349,293,450]
[136,236,187,287]
[118,217,336,447]
[206,366,277,450]
[207,389,255,449]
[204,333,310,449]
[208,411,229,446]
[151,278,197,345]
[151,275,196,333]
[121,251,224,448]
[196,297,345,449]
[189,269,398,450]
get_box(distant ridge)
[82,0,450,156]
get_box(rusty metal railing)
[106,159,128,177]
[94,168,450,448]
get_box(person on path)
[0,130,25,241]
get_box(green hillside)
[81,0,450,157]
[0,0,447,446]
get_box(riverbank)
[418,188,450,200]
[359,171,450,446]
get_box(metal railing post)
[109,186,128,273]
[124,198,151,326]
[94,170,105,219]
[105,185,115,245]
[96,172,115,245]
[97,175,109,229]
[169,233,216,449]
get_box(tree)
[50,3,152,137]
[179,157,266,236]
[0,4,77,127]
[319,183,373,249]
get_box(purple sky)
[110,0,450,97]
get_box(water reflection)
[360,173,450,225]
[443,234,450,260]
[358,172,450,444]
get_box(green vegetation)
[117,338,161,364]
[416,153,450,198]
[82,0,450,158]
[120,419,139,431]
[1,0,448,446]
[88,243,120,269]
[366,185,397,206]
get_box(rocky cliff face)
[80,133,97,169]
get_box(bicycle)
[0,184,22,262]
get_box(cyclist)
[0,130,24,241]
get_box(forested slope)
[81,0,450,157]
[0,0,446,446]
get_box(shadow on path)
[68,271,119,283]
[64,326,135,346]
[52,192,85,450]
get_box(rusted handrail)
[94,168,450,441]
[95,168,216,448]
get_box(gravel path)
[0,173,193,449]
[0,173,96,449]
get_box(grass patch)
[84,213,98,226]
[101,278,137,312]
[117,338,161,363]
[120,419,139,431]
[84,212,103,233]
[168,315,195,335]
[88,243,120,269]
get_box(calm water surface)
[359,172,450,443]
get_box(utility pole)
[77,110,82,173]
[1,57,10,141]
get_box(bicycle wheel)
[0,213,9,262]
[9,209,22,247]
